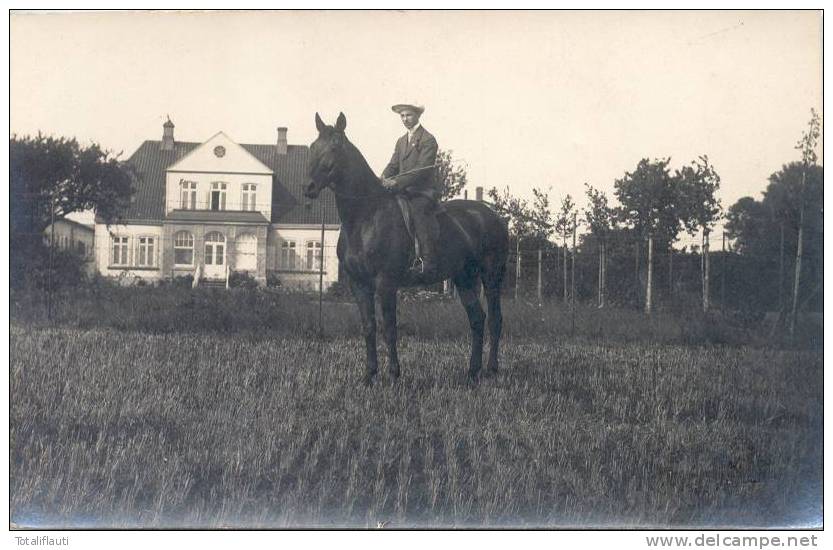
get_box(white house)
[44,217,96,276]
[94,119,341,289]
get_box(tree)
[436,149,468,201]
[790,109,821,337]
[725,197,769,254]
[11,134,135,235]
[725,163,823,314]
[614,158,681,313]
[487,186,554,299]
[487,186,532,237]
[584,183,614,308]
[554,195,575,303]
[677,155,722,311]
[529,187,555,243]
[10,134,135,288]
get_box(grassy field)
[9,288,823,528]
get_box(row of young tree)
[482,110,822,330]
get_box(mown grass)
[10,305,822,527]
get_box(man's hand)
[381,177,397,189]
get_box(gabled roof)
[116,139,339,225]
[167,132,273,175]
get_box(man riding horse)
[305,112,508,383]
[380,102,440,277]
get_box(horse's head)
[305,112,348,199]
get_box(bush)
[229,271,259,289]
[266,272,282,288]
[12,241,88,291]
[172,274,194,289]
[325,280,350,298]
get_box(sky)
[10,10,822,235]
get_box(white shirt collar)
[407,123,421,138]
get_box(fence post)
[721,231,726,309]
[571,213,577,334]
[515,237,521,300]
[645,235,653,315]
[790,168,807,340]
[600,241,606,308]
[703,230,710,312]
[778,221,785,312]
[537,247,542,306]
[319,205,325,340]
[634,239,641,307]
[563,238,568,304]
[47,195,55,321]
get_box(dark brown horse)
[305,113,509,384]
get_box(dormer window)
[179,180,197,209]
[242,184,257,211]
[210,182,227,211]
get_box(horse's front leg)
[350,278,378,385]
[378,280,401,380]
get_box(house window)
[242,184,257,211]
[111,236,129,266]
[137,236,157,267]
[280,240,296,270]
[306,241,323,270]
[235,233,257,271]
[211,182,227,211]
[204,231,225,266]
[174,231,194,266]
[180,180,197,209]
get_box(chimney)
[276,127,288,155]
[475,186,483,202]
[161,116,175,151]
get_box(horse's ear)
[335,112,347,132]
[315,112,326,133]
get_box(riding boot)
[411,198,439,277]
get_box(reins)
[325,162,441,200]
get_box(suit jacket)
[381,126,440,201]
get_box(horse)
[304,112,509,384]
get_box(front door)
[204,231,226,279]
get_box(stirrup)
[410,256,425,274]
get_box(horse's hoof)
[466,370,481,384]
[482,367,498,378]
[361,373,377,387]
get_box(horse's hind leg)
[483,284,503,375]
[455,273,485,380]
[481,250,506,376]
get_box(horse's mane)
[341,136,387,199]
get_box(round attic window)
[213,146,226,158]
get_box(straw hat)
[391,103,425,115]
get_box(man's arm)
[392,135,438,191]
[381,139,401,179]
